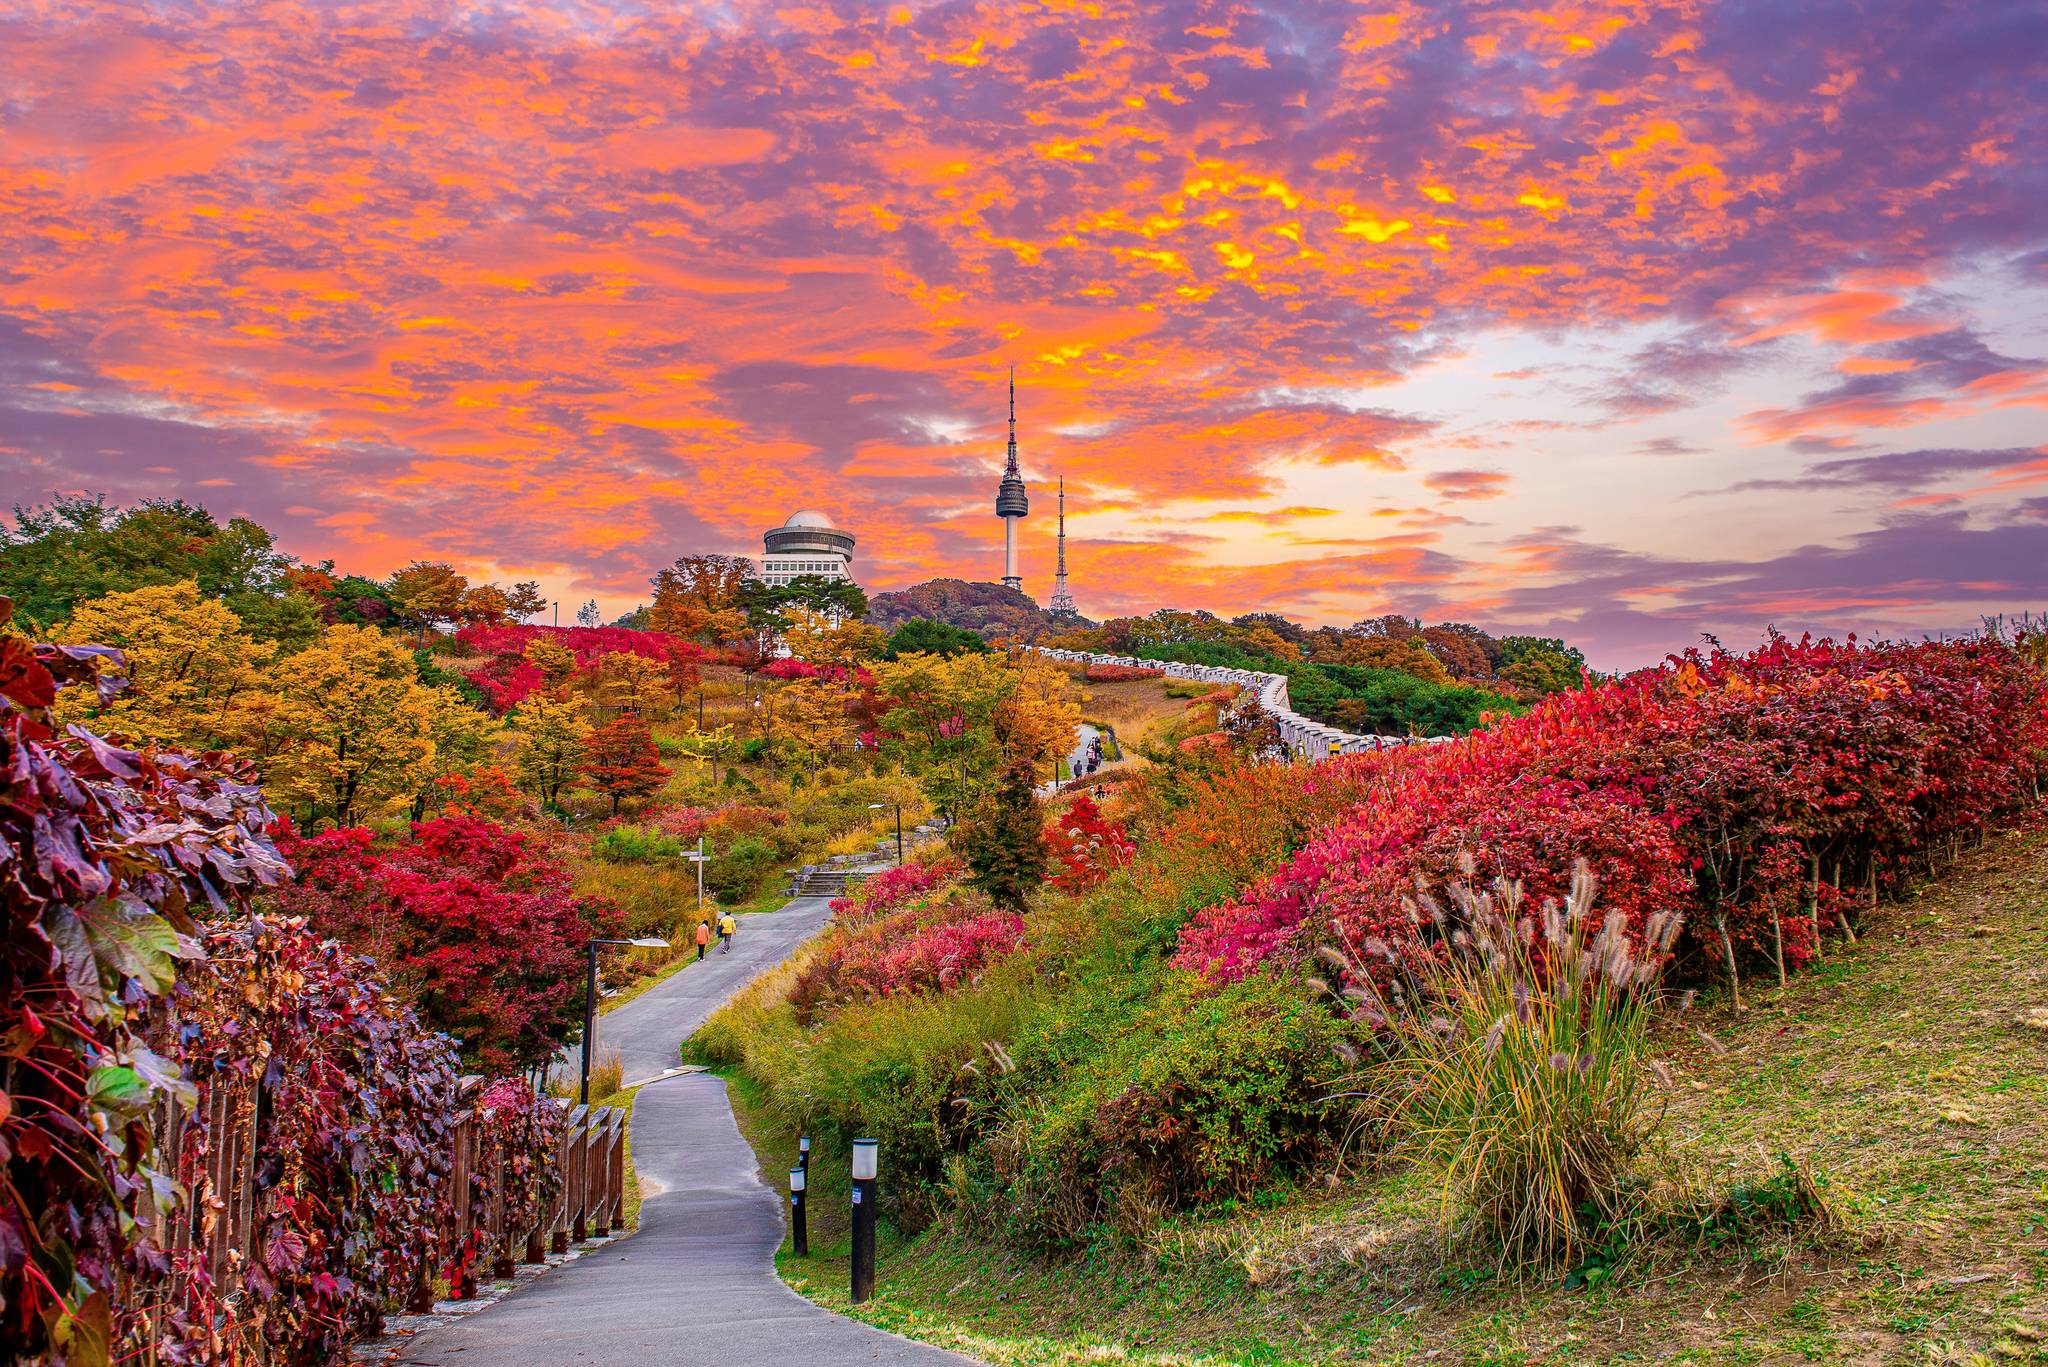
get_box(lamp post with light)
[579,936,669,1105]
[866,802,903,865]
[850,1138,879,1303]
[788,1162,808,1257]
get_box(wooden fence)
[134,1072,629,1336]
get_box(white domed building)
[761,510,856,586]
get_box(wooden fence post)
[567,1105,591,1243]
[450,1077,482,1299]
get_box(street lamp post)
[580,936,669,1105]
[850,1138,879,1303]
[867,802,903,865]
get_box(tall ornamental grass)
[1337,863,1682,1268]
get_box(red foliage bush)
[760,657,823,680]
[1045,796,1136,893]
[1086,663,1164,682]
[0,611,290,1364]
[455,623,706,668]
[465,650,546,713]
[794,906,1025,1019]
[172,917,464,1365]
[458,625,713,712]
[274,816,618,1072]
[1175,635,2048,988]
[647,804,715,841]
[449,1077,566,1292]
[704,801,790,841]
[830,853,963,923]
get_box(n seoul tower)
[995,367,1029,593]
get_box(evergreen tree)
[963,750,1046,912]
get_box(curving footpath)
[400,893,977,1367]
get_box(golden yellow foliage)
[234,623,448,826]
[55,581,261,749]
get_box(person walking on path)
[694,918,711,960]
[717,911,736,953]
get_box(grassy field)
[1074,673,1233,765]
[725,821,2048,1365]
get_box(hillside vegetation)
[702,629,2048,1365]
[737,819,2048,1364]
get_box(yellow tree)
[1000,650,1086,768]
[1324,633,1452,683]
[54,580,261,749]
[509,690,591,806]
[577,652,670,721]
[774,678,854,780]
[457,583,513,627]
[388,561,470,646]
[412,684,502,819]
[684,718,738,782]
[783,606,886,670]
[522,637,578,690]
[873,651,1081,817]
[647,554,754,642]
[235,623,444,827]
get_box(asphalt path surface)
[401,894,976,1367]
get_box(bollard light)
[850,1137,879,1302]
[789,1164,808,1256]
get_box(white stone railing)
[1032,648,1444,761]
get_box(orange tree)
[581,712,670,815]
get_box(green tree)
[883,618,990,659]
[0,495,297,636]
[1500,646,1583,694]
[962,710,1048,911]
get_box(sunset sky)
[2,0,2043,666]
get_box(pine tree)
[580,711,670,815]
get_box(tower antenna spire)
[1049,475,1075,618]
[1005,366,1018,472]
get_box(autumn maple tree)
[580,711,671,815]
[276,815,615,1071]
[647,553,754,642]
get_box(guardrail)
[1033,647,1447,759]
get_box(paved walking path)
[401,894,976,1367]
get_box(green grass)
[724,821,2048,1365]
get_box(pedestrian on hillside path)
[718,912,736,953]
[694,919,711,960]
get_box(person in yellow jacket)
[693,919,712,961]
[718,911,737,954]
